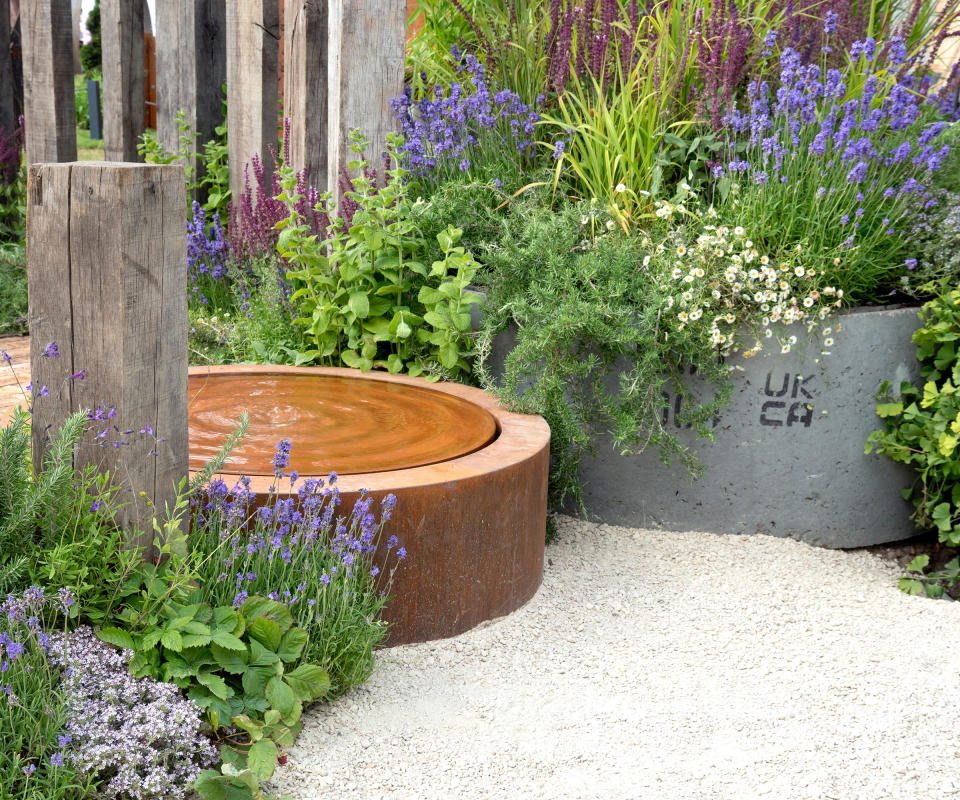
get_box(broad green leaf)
[194,770,227,800]
[98,627,135,651]
[231,714,264,742]
[348,292,370,318]
[247,739,279,781]
[875,402,903,418]
[266,676,296,717]
[277,628,308,663]
[161,629,184,652]
[906,555,930,572]
[212,643,249,674]
[249,617,283,652]
[242,664,273,697]
[197,670,229,701]
[180,633,213,649]
[211,630,247,652]
[285,663,331,701]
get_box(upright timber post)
[283,0,328,191]
[0,0,16,138]
[21,0,77,164]
[101,0,145,162]
[226,0,278,205]
[27,163,188,547]
[327,0,405,190]
[156,0,226,185]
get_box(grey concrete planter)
[487,304,923,548]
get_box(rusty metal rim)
[188,364,551,494]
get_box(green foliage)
[0,158,25,243]
[0,410,87,563]
[80,1,101,75]
[100,589,329,800]
[277,131,481,379]
[867,284,960,545]
[0,245,27,334]
[543,30,694,230]
[139,109,231,220]
[188,260,311,367]
[897,553,960,598]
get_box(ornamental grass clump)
[188,439,405,697]
[716,35,952,302]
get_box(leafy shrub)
[867,283,960,543]
[0,589,98,799]
[903,188,960,296]
[49,626,217,800]
[277,131,482,379]
[898,553,960,598]
[473,187,835,507]
[716,39,951,302]
[0,245,27,335]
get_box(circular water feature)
[188,366,550,646]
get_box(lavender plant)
[392,48,545,193]
[0,588,98,799]
[186,200,231,308]
[188,439,405,697]
[716,38,951,302]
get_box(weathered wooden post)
[0,0,17,138]
[156,0,226,186]
[27,163,188,545]
[327,0,405,187]
[101,0,145,161]
[21,0,77,163]
[282,0,328,191]
[226,0,278,204]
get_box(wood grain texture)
[328,0,405,190]
[0,0,18,137]
[188,365,550,646]
[21,0,77,164]
[28,163,187,546]
[101,0,145,162]
[226,0,278,205]
[156,0,226,182]
[283,0,328,192]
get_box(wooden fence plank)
[156,0,226,182]
[21,0,77,163]
[329,0,405,186]
[0,0,17,138]
[226,0,278,205]
[283,0,328,192]
[101,0,145,162]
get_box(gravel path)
[272,516,960,800]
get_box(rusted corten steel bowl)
[187,365,550,646]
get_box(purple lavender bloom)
[42,341,59,358]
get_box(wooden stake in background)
[101,0,145,162]
[226,0,278,205]
[21,0,77,164]
[27,162,188,545]
[157,0,227,187]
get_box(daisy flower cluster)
[646,200,838,358]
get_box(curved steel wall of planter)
[188,365,550,646]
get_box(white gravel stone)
[270,515,960,800]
